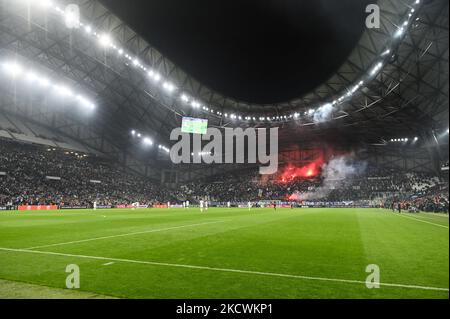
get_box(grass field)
[0,208,448,299]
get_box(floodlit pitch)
[0,208,448,299]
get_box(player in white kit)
[199,200,204,212]
[248,201,252,211]
[227,201,231,208]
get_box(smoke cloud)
[290,155,367,201]
[313,103,334,123]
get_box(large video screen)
[181,117,208,134]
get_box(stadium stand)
[1,139,448,213]
[0,139,167,207]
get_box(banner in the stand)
[18,205,59,211]
[116,204,149,209]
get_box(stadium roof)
[0,0,448,178]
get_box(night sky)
[100,0,372,104]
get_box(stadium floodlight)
[54,85,73,97]
[99,34,113,47]
[76,95,95,109]
[137,133,142,138]
[38,77,51,88]
[25,72,38,82]
[36,0,53,9]
[180,94,189,102]
[370,62,383,76]
[152,72,161,82]
[64,7,80,29]
[2,62,23,78]
[131,130,136,136]
[148,70,162,82]
[191,101,200,108]
[395,27,405,38]
[381,49,391,56]
[85,25,92,34]
[143,137,153,146]
[163,82,175,92]
[34,0,50,8]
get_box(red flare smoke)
[279,159,324,183]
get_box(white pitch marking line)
[0,247,447,292]
[419,213,449,219]
[24,221,223,250]
[394,213,449,229]
[103,262,115,266]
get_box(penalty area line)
[0,247,448,293]
[24,221,224,250]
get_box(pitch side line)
[25,221,224,250]
[394,213,449,229]
[0,247,448,292]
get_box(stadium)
[0,0,448,301]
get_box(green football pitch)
[0,208,448,299]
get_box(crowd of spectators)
[178,166,447,203]
[0,139,448,214]
[383,184,449,213]
[0,139,170,207]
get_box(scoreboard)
[181,117,208,134]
